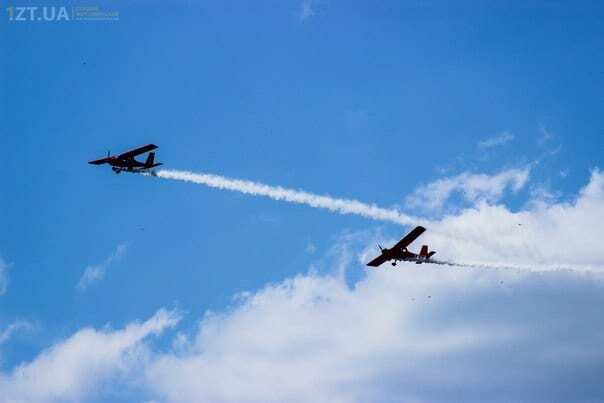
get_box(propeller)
[378,244,384,252]
[107,150,111,157]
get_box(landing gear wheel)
[391,262,397,266]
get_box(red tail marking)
[419,245,429,257]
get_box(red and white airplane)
[366,226,436,267]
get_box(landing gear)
[112,167,121,174]
[391,261,397,266]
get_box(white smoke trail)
[151,169,604,274]
[431,259,598,273]
[155,169,421,226]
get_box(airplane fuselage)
[380,248,431,265]
[106,157,146,169]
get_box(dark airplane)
[88,144,162,174]
[366,226,436,267]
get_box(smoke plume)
[156,169,419,226]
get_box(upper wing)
[117,144,158,160]
[392,226,426,250]
[88,157,110,165]
[366,254,389,267]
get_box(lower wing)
[366,254,389,267]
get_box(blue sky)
[1,2,604,402]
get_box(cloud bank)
[144,267,604,403]
[424,169,604,270]
[4,265,603,402]
[2,170,603,402]
[0,309,179,403]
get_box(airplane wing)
[88,157,110,165]
[392,226,426,250]
[117,144,158,160]
[366,254,389,267]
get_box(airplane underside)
[111,166,157,176]
[390,257,430,266]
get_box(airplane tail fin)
[419,245,429,258]
[419,245,436,260]
[145,152,156,168]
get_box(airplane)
[88,144,162,174]
[366,225,436,267]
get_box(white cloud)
[144,167,604,402]
[0,321,33,345]
[478,131,514,149]
[406,167,531,213]
[142,266,604,403]
[2,170,604,403]
[76,243,128,291]
[0,309,179,403]
[5,266,604,403]
[0,257,8,295]
[424,169,604,269]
